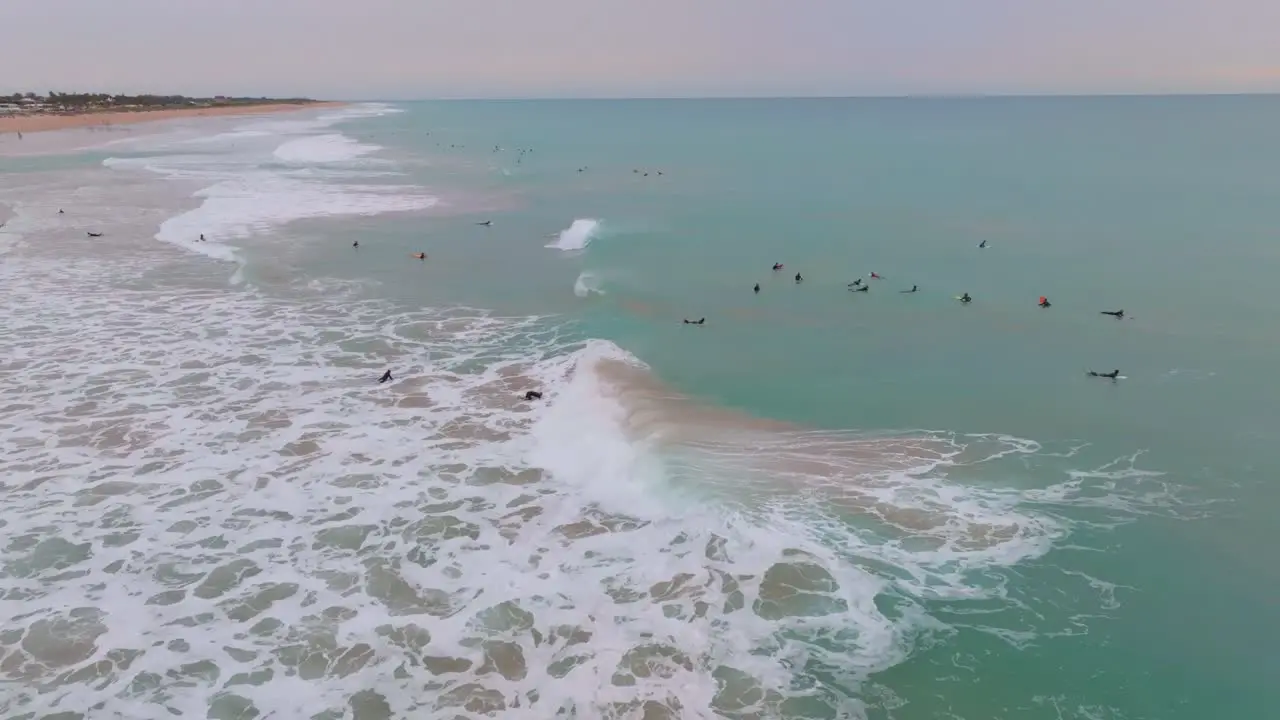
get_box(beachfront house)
[1,98,45,114]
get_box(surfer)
[848,278,863,287]
[978,239,987,249]
[199,234,206,242]
[476,220,492,227]
[378,369,393,384]
[352,240,359,249]
[58,209,64,215]
[1038,296,1051,308]
[901,285,918,293]
[850,285,868,293]
[683,318,706,325]
[87,232,103,238]
[959,293,972,304]
[794,273,803,283]
[1088,369,1121,380]
[414,252,426,260]
[753,283,760,294]
[524,390,543,401]
[870,272,882,280]
[1101,309,1125,319]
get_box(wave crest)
[547,218,600,251]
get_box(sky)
[2,0,1279,99]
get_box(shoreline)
[0,102,345,135]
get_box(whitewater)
[548,218,600,251]
[0,103,1184,720]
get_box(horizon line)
[351,90,1280,102]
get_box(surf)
[547,218,600,251]
[101,103,435,280]
[272,133,382,164]
[0,98,1199,720]
[573,271,605,297]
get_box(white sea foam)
[154,173,434,247]
[102,103,433,274]
[547,218,600,251]
[273,134,381,164]
[573,271,605,297]
[0,229,1172,718]
[0,116,1174,719]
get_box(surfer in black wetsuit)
[753,283,760,294]
[901,285,918,293]
[850,284,868,293]
[794,273,803,283]
[1088,369,1120,380]
[524,390,543,400]
[959,293,972,304]
[683,318,706,325]
[849,278,863,287]
[87,232,103,237]
[477,220,492,226]
[352,240,359,249]
[978,239,987,249]
[1101,309,1124,318]
[378,369,393,384]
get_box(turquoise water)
[298,97,1280,718]
[6,97,1279,719]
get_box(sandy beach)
[0,102,343,135]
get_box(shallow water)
[1,98,1277,719]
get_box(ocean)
[2,96,1279,720]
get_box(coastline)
[0,102,344,134]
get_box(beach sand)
[0,102,343,135]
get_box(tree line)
[3,92,315,108]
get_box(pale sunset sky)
[1,0,1278,98]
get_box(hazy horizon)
[6,90,1280,103]
[2,0,1278,99]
